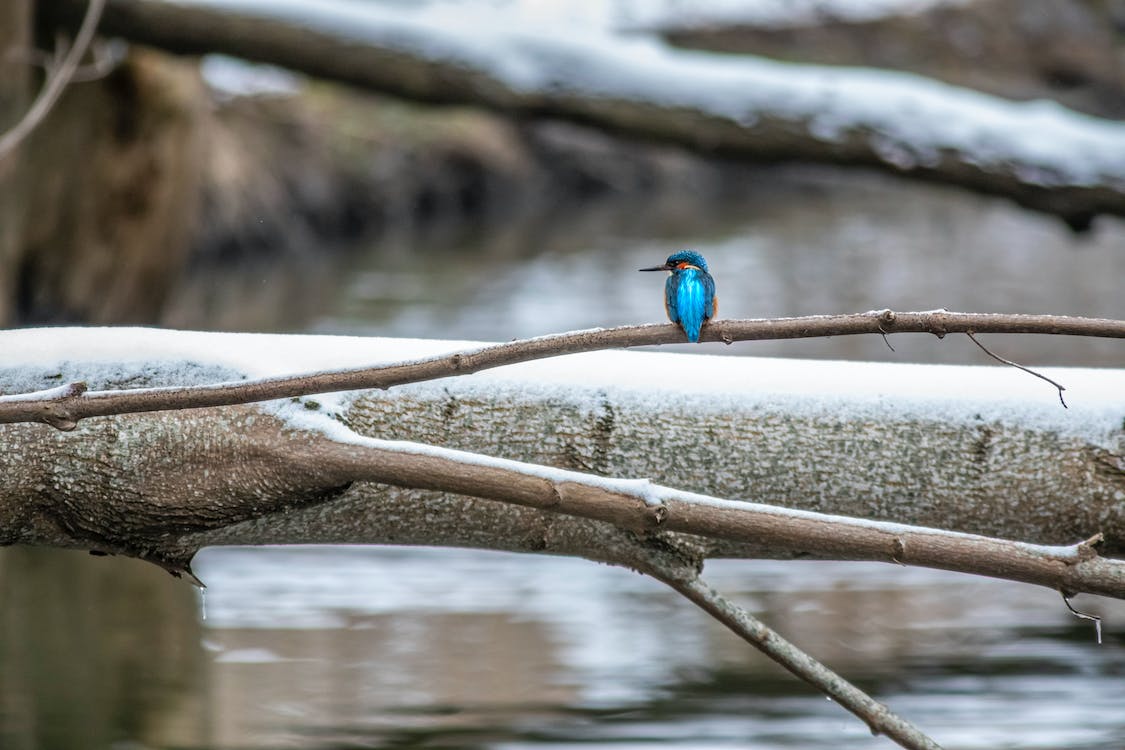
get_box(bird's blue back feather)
[666,269,713,342]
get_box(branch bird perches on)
[2,310,1122,429]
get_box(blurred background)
[1,0,1123,748]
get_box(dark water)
[2,547,1124,749]
[4,166,1125,749]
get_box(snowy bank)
[40,0,1125,225]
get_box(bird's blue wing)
[703,272,716,320]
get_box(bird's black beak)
[638,263,671,272]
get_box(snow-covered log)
[40,0,1125,228]
[1,328,1123,589]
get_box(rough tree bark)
[38,0,1125,229]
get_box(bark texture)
[335,362,1125,554]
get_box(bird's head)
[639,250,709,274]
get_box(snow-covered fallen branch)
[40,0,1125,228]
[2,325,1122,564]
[281,430,1122,598]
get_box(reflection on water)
[189,548,1125,750]
[0,549,206,750]
[287,167,1119,366]
[162,166,1125,366]
[5,546,1123,749]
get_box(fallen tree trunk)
[39,0,1125,229]
[1,328,1122,573]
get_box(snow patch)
[201,54,301,98]
[2,327,1122,447]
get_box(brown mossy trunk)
[16,48,205,324]
[0,0,32,327]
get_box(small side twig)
[965,331,1067,408]
[652,571,942,750]
[879,329,897,352]
[0,0,106,164]
[7,39,120,82]
[1061,592,1103,645]
[876,309,897,352]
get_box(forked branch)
[307,434,1125,599]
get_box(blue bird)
[639,250,717,343]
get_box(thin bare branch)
[966,330,1068,408]
[880,330,897,352]
[2,310,1122,429]
[67,41,121,82]
[0,0,105,164]
[653,572,943,750]
[6,39,120,82]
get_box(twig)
[880,330,896,352]
[0,0,105,164]
[67,40,121,82]
[8,39,121,82]
[652,572,943,750]
[965,331,1068,408]
[1061,592,1103,644]
[877,310,897,352]
[0,310,1121,429]
[542,516,939,745]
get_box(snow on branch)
[1,310,1122,429]
[2,320,1123,563]
[299,430,1125,599]
[40,0,1125,227]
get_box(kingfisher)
[639,250,717,343]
